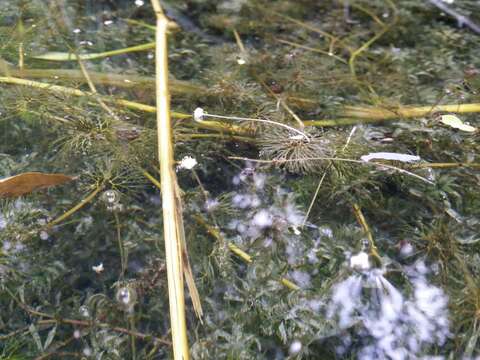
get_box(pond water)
[1,0,480,359]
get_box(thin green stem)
[114,211,126,279]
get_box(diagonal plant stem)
[47,184,103,228]
[352,203,380,261]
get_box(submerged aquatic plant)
[1,0,480,358]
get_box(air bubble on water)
[289,340,302,355]
[116,286,137,312]
[102,189,119,204]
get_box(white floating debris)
[103,20,113,26]
[349,251,370,270]
[92,263,104,274]
[177,156,198,170]
[440,114,476,132]
[193,107,205,122]
[236,57,246,65]
[135,0,145,6]
[360,152,421,163]
[73,28,81,34]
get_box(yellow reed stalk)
[409,162,480,169]
[343,103,480,119]
[150,1,197,358]
[0,76,188,117]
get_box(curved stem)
[202,113,310,141]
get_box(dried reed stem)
[151,1,191,358]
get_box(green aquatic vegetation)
[1,0,480,359]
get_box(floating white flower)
[349,251,370,270]
[177,156,198,170]
[193,107,205,122]
[92,263,104,274]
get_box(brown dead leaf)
[0,172,75,198]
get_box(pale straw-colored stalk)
[150,1,202,358]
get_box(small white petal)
[289,340,302,355]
